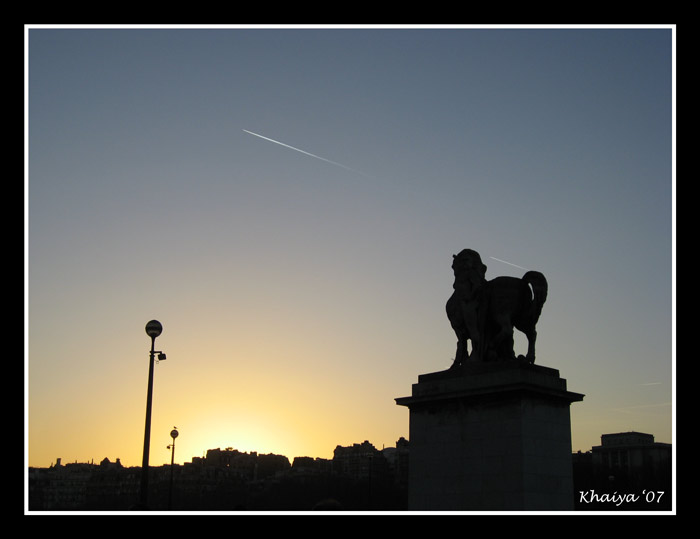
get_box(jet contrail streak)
[489,257,529,271]
[610,402,671,413]
[243,129,367,176]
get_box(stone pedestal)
[395,361,584,511]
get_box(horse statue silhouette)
[446,249,548,367]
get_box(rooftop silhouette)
[28,432,670,511]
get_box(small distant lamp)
[168,427,179,510]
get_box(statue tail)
[523,271,548,321]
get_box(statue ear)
[453,254,456,259]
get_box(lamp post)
[139,320,167,509]
[167,427,178,510]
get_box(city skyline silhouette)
[28,430,671,511]
[26,25,674,478]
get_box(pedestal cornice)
[395,360,584,409]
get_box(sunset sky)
[26,25,674,470]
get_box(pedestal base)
[395,361,584,511]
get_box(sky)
[26,25,674,470]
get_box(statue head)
[452,249,487,283]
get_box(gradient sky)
[26,25,674,469]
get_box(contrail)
[243,129,368,177]
[610,402,671,413]
[489,256,529,271]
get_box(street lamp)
[168,427,179,510]
[139,320,167,509]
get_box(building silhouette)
[28,439,409,511]
[572,431,672,510]
[29,431,670,511]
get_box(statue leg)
[451,329,469,368]
[452,340,464,368]
[462,302,480,362]
[525,328,537,364]
[491,315,516,361]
